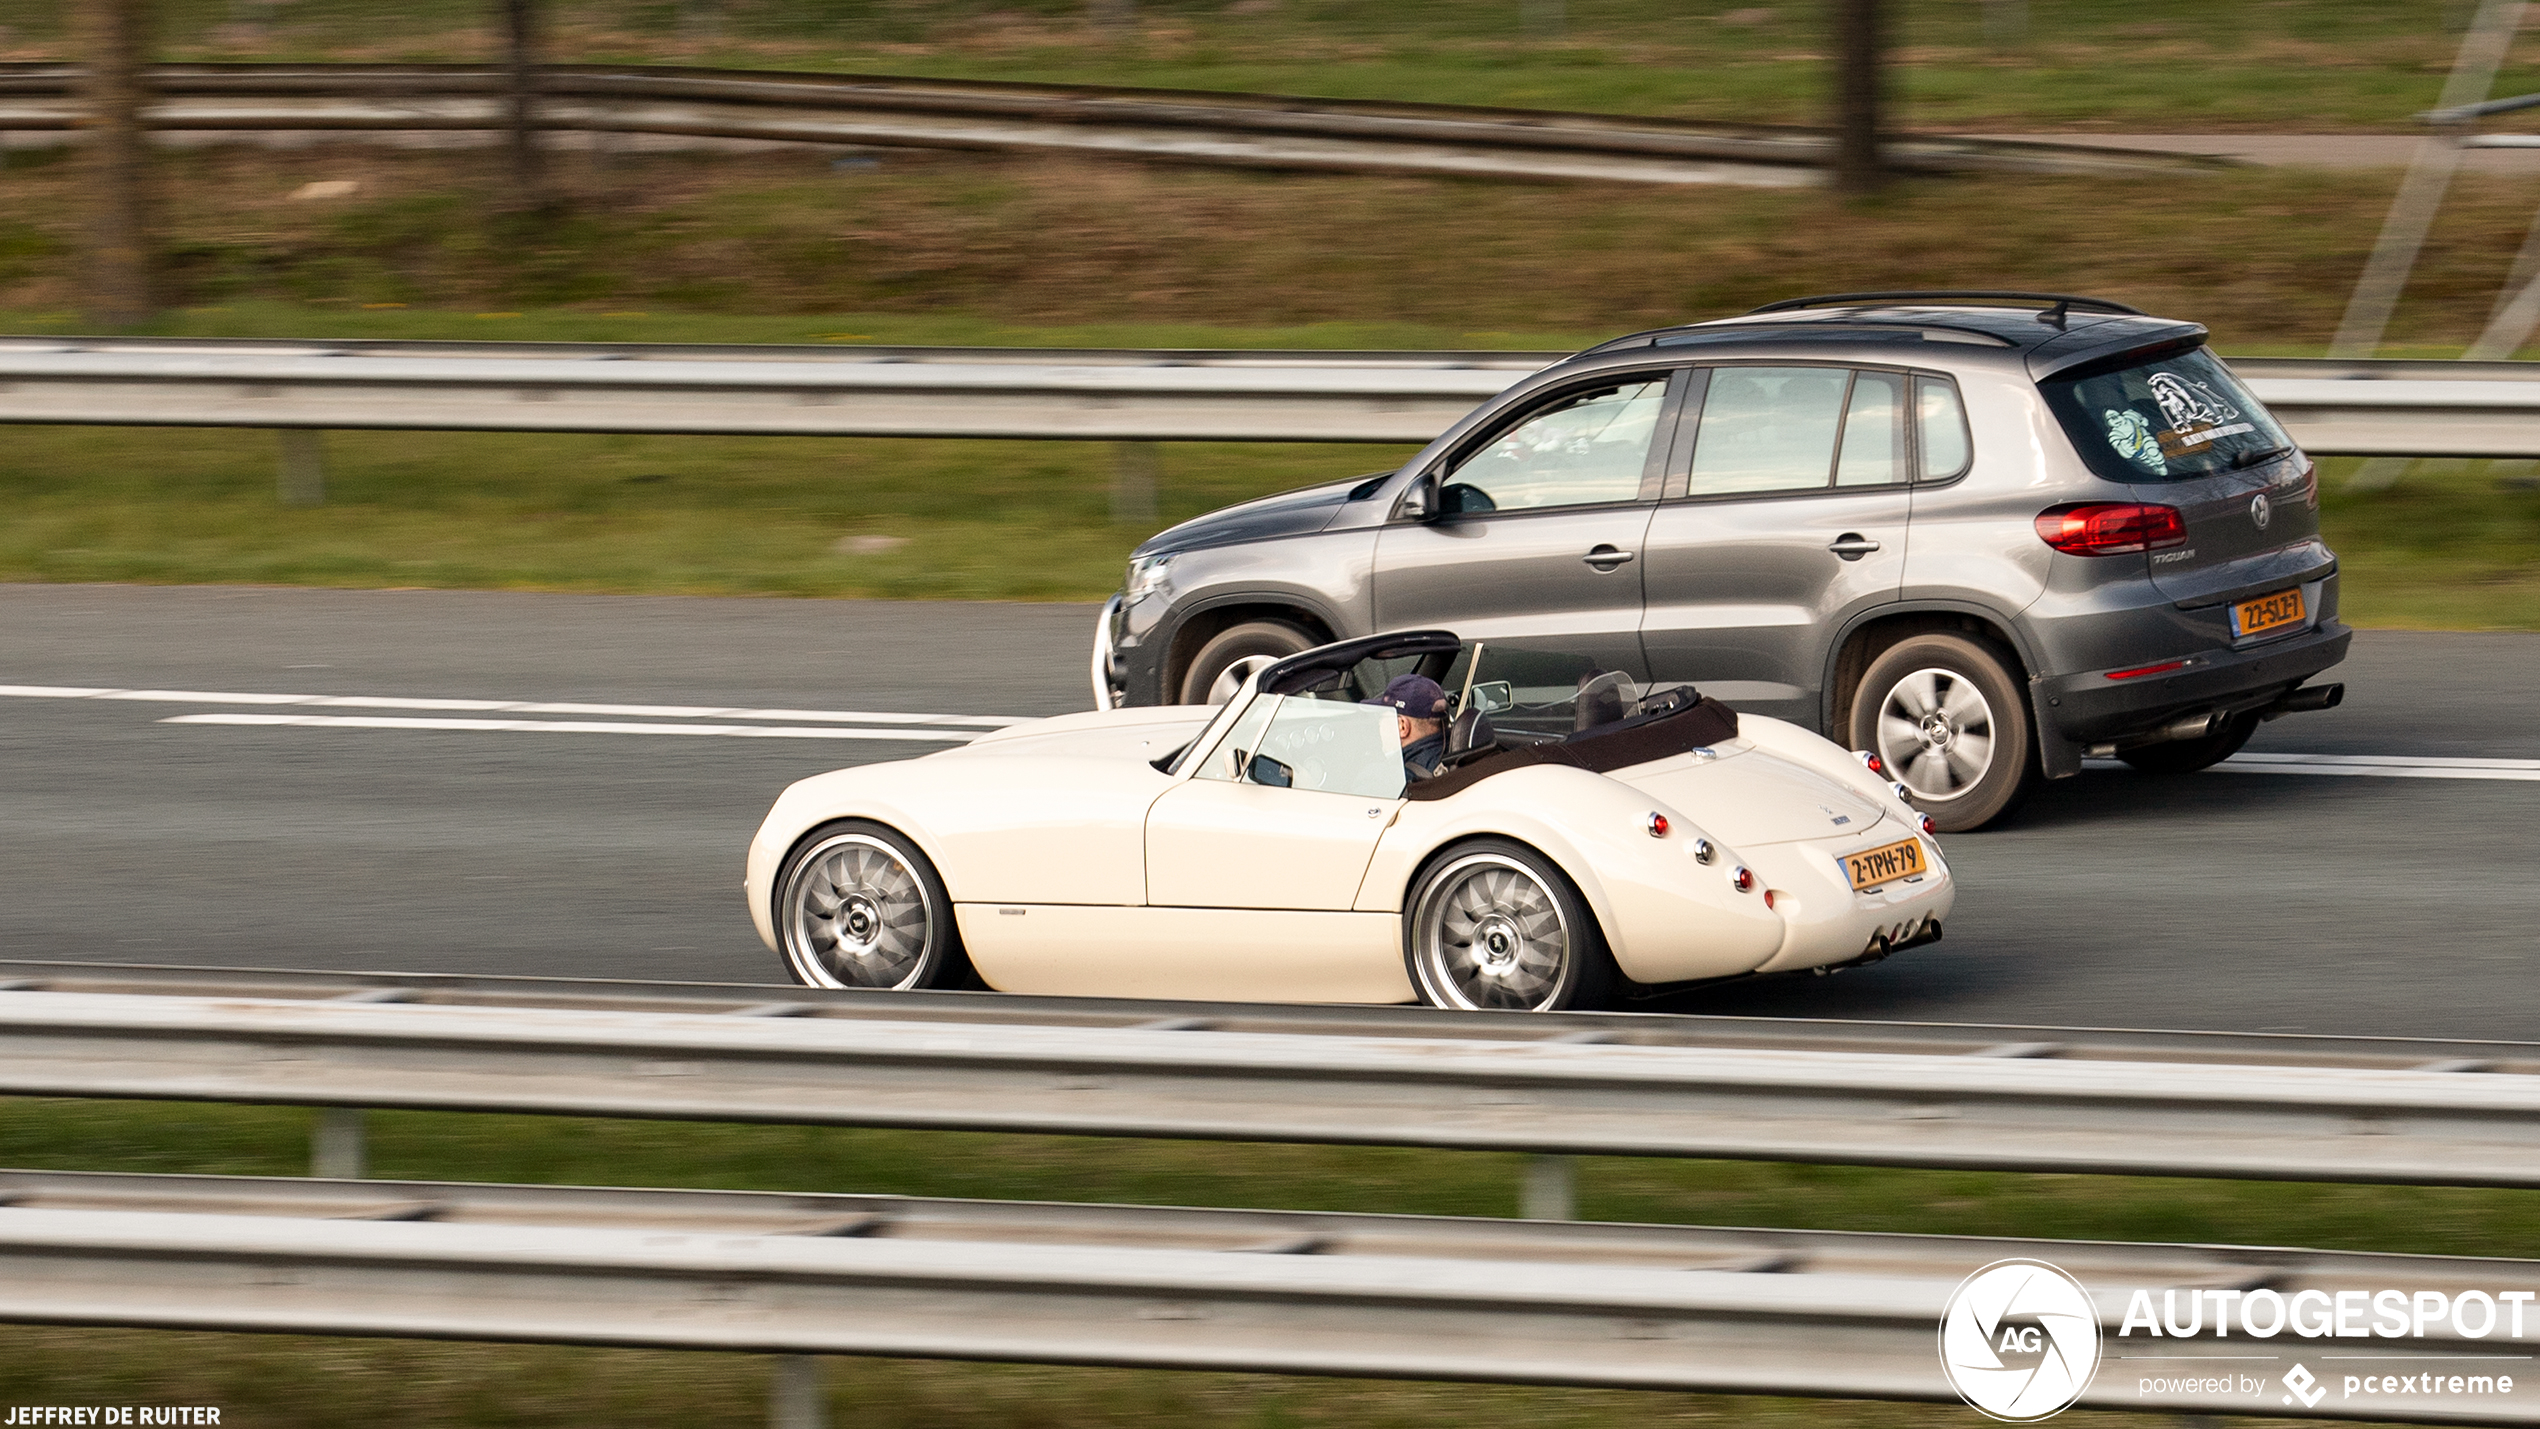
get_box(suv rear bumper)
[2033,619,2352,775]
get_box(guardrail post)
[1521,1154,1576,1220]
[1111,441,1160,525]
[769,1354,825,1429]
[2330,0,2521,358]
[310,1107,365,1179]
[278,429,326,507]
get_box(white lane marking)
[0,682,1029,727]
[2085,754,2540,782]
[164,713,981,741]
[2226,752,2540,772]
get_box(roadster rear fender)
[1359,764,1788,985]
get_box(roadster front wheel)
[775,820,970,990]
[1404,839,1612,1012]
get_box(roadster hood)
[1612,746,1887,846]
[950,707,1213,763]
[1133,473,1382,557]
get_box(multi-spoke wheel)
[774,821,968,990]
[1405,840,1612,1012]
[1850,634,2034,833]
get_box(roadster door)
[1145,695,1404,910]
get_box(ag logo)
[1939,1259,2102,1421]
[2250,493,2271,530]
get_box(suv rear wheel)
[1179,619,1316,704]
[1851,634,2034,832]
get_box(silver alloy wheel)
[1874,665,1998,804]
[780,832,937,989]
[1411,853,1572,1012]
[1205,653,1278,704]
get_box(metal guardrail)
[3,959,2532,1071]
[0,1166,2526,1423]
[0,964,2533,1187]
[0,62,2223,187]
[4,338,2540,453]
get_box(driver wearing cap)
[1366,673,1452,779]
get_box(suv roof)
[1570,292,2207,377]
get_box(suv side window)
[1441,377,1667,515]
[1680,366,1945,498]
[1915,375,1973,481]
[1837,371,1908,487]
[1685,366,1853,497]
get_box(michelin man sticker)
[2102,408,2167,476]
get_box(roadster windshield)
[1171,634,1700,779]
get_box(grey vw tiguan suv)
[1092,293,2349,830]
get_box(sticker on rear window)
[2146,372,2256,453]
[2102,408,2167,476]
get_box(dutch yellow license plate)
[1842,837,1928,893]
[2234,587,2306,639]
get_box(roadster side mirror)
[1468,681,1515,714]
[1246,753,1294,788]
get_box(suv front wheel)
[1851,634,2035,832]
[1178,619,1316,705]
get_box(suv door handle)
[1827,534,1882,560]
[1582,545,1636,569]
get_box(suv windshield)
[2039,347,2292,483]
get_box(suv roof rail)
[1747,290,2145,318]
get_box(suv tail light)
[2034,503,2187,555]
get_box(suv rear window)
[2039,346,2291,483]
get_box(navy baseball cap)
[1365,673,1451,719]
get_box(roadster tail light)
[1763,889,1777,910]
[1730,866,1755,894]
[2034,503,2187,555]
[1646,812,1669,838]
[1854,750,1884,775]
[1919,813,1938,836]
[1890,781,1913,803]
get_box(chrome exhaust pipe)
[2263,682,2344,720]
[2159,710,2219,742]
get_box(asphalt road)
[0,582,2531,1040]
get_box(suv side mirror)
[1396,473,1435,522]
[1246,752,1294,788]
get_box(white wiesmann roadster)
[745,631,1952,1012]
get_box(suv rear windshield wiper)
[2229,444,2295,470]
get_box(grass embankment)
[0,0,2534,132]
[0,150,2536,623]
[0,1096,2525,1427]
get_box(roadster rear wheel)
[775,821,970,990]
[1405,839,1612,1012]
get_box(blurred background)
[0,0,2533,629]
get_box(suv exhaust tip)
[2264,682,2344,720]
